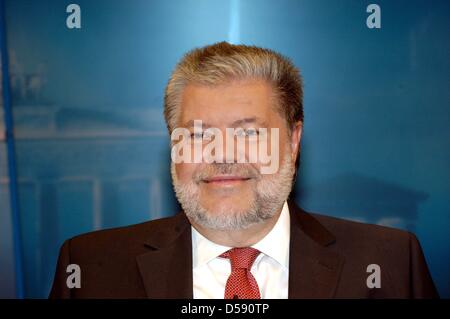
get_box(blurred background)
[0,0,449,298]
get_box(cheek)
[278,141,289,160]
[175,163,197,183]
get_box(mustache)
[193,163,260,183]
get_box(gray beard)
[171,148,295,231]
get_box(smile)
[202,175,251,186]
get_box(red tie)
[220,247,261,299]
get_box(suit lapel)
[136,201,344,299]
[288,200,345,298]
[136,213,193,298]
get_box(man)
[49,42,438,299]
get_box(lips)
[202,175,251,184]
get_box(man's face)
[171,79,301,230]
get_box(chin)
[201,198,252,215]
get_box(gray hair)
[163,41,303,134]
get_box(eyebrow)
[182,117,268,128]
[183,120,212,129]
[230,117,268,127]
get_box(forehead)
[178,79,281,127]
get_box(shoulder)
[62,213,185,260]
[301,211,438,298]
[304,210,417,272]
[310,211,414,246]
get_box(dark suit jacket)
[49,200,438,298]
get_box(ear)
[290,121,303,162]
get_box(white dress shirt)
[192,201,290,299]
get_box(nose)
[224,129,242,164]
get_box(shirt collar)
[252,201,290,269]
[192,226,231,269]
[191,201,290,269]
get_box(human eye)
[245,128,259,137]
[190,132,203,141]
[234,128,246,137]
[190,130,214,142]
[234,128,259,138]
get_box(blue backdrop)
[0,0,449,298]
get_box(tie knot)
[220,247,260,270]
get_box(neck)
[189,204,284,247]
